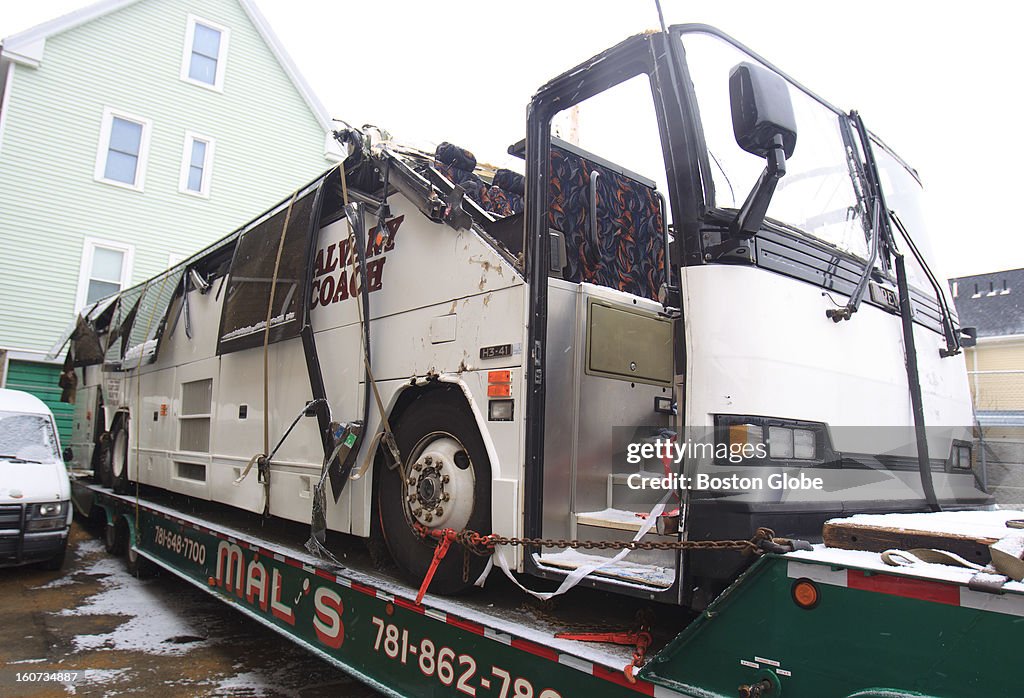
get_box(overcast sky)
[3,1,1020,279]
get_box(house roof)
[948,267,1024,339]
[1,0,339,151]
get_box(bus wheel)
[97,434,114,489]
[377,395,491,595]
[111,423,131,494]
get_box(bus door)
[522,33,694,597]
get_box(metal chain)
[416,524,780,558]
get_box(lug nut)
[442,475,450,483]
[407,494,416,502]
[424,513,433,522]
[407,477,416,485]
[435,507,444,516]
[442,493,450,502]
[413,462,422,471]
[424,456,433,465]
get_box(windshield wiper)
[826,111,879,322]
[0,454,43,464]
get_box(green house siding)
[0,0,333,357]
[4,360,74,448]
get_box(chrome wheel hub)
[405,435,474,531]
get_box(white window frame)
[180,14,230,92]
[178,131,216,198]
[93,107,152,191]
[74,237,135,313]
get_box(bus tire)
[110,422,131,495]
[97,434,114,489]
[377,394,491,595]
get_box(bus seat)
[548,145,665,301]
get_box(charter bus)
[56,25,989,607]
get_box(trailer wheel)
[126,540,157,578]
[377,395,491,595]
[110,422,131,494]
[104,517,127,556]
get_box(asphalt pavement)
[0,521,383,697]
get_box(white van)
[0,388,72,569]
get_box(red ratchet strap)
[554,629,653,683]
[415,528,457,605]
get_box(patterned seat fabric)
[548,146,665,301]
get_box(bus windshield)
[679,29,870,259]
[872,138,944,297]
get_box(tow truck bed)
[70,476,690,698]
[73,475,1021,697]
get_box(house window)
[94,108,152,190]
[179,133,215,197]
[75,238,134,311]
[181,15,229,90]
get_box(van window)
[0,411,60,462]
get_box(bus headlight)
[768,426,817,460]
[715,415,827,465]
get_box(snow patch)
[828,510,1024,540]
[787,544,1024,593]
[33,575,77,589]
[75,538,106,557]
[58,554,210,655]
[216,671,300,698]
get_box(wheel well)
[370,382,485,503]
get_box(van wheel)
[41,538,68,571]
[377,395,491,595]
[110,424,131,494]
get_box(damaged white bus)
[57,25,989,607]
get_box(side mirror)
[730,62,797,160]
[728,63,798,238]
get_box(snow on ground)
[215,671,301,698]
[58,552,212,655]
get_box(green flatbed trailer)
[71,477,1017,698]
